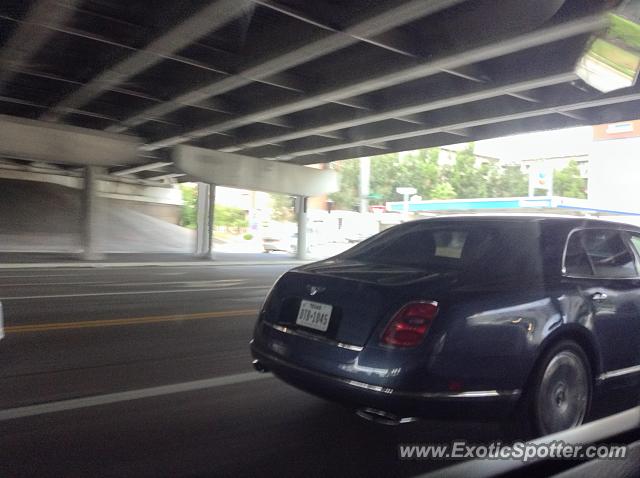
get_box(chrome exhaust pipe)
[252,359,269,373]
[355,407,418,426]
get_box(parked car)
[251,215,640,435]
[262,232,297,254]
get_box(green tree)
[395,149,441,200]
[179,184,197,229]
[490,165,529,197]
[181,185,249,231]
[329,159,360,210]
[445,145,490,198]
[269,193,295,221]
[370,153,403,203]
[330,149,445,209]
[554,160,587,198]
[329,145,534,208]
[214,205,248,231]
[431,181,457,199]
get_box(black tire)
[512,340,592,439]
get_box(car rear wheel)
[528,340,592,437]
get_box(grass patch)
[609,13,640,50]
[589,38,639,78]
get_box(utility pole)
[359,156,370,213]
[396,187,417,222]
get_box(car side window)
[629,234,640,257]
[564,229,638,278]
[564,232,593,276]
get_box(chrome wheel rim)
[536,350,589,435]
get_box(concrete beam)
[0,115,140,166]
[111,162,173,177]
[173,145,337,196]
[145,173,186,181]
[278,90,640,160]
[42,0,252,121]
[106,0,467,134]
[220,70,576,153]
[0,94,120,122]
[0,0,80,93]
[143,13,606,151]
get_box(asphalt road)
[0,264,633,478]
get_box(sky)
[448,125,594,162]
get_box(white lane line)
[0,371,273,421]
[0,280,125,287]
[0,285,270,301]
[0,279,247,288]
[0,261,303,270]
[0,273,87,279]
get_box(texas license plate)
[296,300,332,332]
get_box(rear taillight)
[381,301,438,347]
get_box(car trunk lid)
[266,260,453,347]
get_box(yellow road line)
[4,309,259,334]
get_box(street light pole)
[359,157,370,213]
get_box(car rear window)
[434,230,468,258]
[340,221,543,284]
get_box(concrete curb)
[0,260,308,270]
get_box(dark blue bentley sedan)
[251,215,640,435]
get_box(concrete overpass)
[0,0,639,258]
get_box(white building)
[587,120,640,214]
[520,155,589,179]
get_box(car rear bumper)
[251,342,521,421]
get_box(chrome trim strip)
[344,379,394,394]
[264,321,364,352]
[254,344,521,400]
[395,389,521,399]
[343,377,520,399]
[598,364,640,381]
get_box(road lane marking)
[0,280,128,287]
[0,285,270,301]
[0,260,303,270]
[4,309,259,333]
[0,278,247,288]
[0,371,273,421]
[0,273,87,279]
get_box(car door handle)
[591,292,608,302]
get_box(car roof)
[408,213,640,232]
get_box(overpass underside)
[0,0,639,258]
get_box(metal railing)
[419,405,640,478]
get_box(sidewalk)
[0,252,307,269]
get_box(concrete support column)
[296,195,308,260]
[81,166,104,260]
[195,182,215,258]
